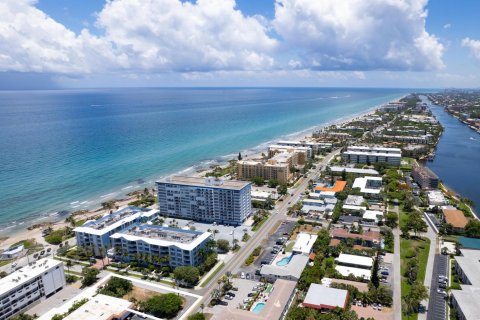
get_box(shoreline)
[0,96,403,249]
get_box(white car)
[240,272,245,279]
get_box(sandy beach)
[0,104,382,251]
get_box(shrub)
[141,294,183,318]
[99,277,133,298]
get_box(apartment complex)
[156,176,251,226]
[342,146,402,166]
[0,259,65,320]
[276,140,332,154]
[110,224,212,268]
[237,158,290,184]
[268,145,309,164]
[412,163,439,189]
[74,206,159,256]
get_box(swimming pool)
[252,302,266,313]
[276,256,291,266]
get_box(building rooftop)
[347,146,402,153]
[74,206,157,234]
[64,294,132,320]
[331,228,380,243]
[451,286,480,320]
[303,283,348,310]
[335,265,371,280]
[352,177,382,194]
[293,233,318,255]
[0,258,63,294]
[260,254,309,279]
[455,249,480,286]
[329,166,380,175]
[314,180,347,193]
[443,209,469,229]
[345,195,365,206]
[336,253,373,268]
[158,176,250,190]
[111,224,211,251]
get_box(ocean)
[425,98,480,216]
[0,87,408,231]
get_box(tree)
[385,212,399,228]
[173,266,199,287]
[341,169,347,181]
[141,294,183,318]
[81,267,99,287]
[371,253,380,288]
[403,282,429,317]
[99,277,133,297]
[216,239,231,253]
[267,179,279,188]
[465,219,480,238]
[407,212,427,237]
[66,259,73,274]
[238,152,242,161]
[252,176,264,186]
[277,184,288,196]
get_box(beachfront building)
[302,284,348,311]
[237,157,291,184]
[268,144,311,162]
[412,163,439,189]
[74,206,159,256]
[342,146,402,166]
[276,140,332,154]
[109,224,212,267]
[156,176,251,226]
[0,259,65,320]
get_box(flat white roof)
[260,254,309,279]
[293,233,318,254]
[345,195,365,206]
[319,191,336,197]
[64,294,132,320]
[352,177,382,194]
[0,258,63,295]
[347,146,402,153]
[455,249,480,286]
[335,265,371,280]
[451,286,480,319]
[329,166,380,175]
[110,225,211,251]
[363,211,381,221]
[302,205,326,213]
[336,253,373,268]
[303,199,325,205]
[303,283,348,309]
[343,204,367,211]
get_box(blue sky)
[1,0,480,89]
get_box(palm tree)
[200,303,205,314]
[65,259,73,274]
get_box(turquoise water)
[0,88,409,231]
[252,302,266,313]
[458,237,480,249]
[276,256,292,266]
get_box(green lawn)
[400,237,431,320]
[285,241,295,252]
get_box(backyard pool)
[251,302,266,313]
[276,256,291,266]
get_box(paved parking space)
[26,284,82,316]
[206,278,258,315]
[378,255,394,288]
[351,305,393,320]
[427,254,448,320]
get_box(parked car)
[232,287,238,291]
[248,293,255,297]
[219,301,228,306]
[227,292,236,297]
[240,272,245,279]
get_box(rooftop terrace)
[158,176,250,190]
[82,206,152,230]
[122,224,202,244]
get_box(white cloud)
[443,23,451,29]
[273,0,444,71]
[462,38,480,64]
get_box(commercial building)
[157,176,251,226]
[292,233,318,255]
[74,206,158,256]
[302,284,348,311]
[0,259,65,320]
[412,164,439,189]
[276,140,332,154]
[342,146,402,166]
[110,224,212,267]
[451,249,480,320]
[237,159,290,184]
[443,209,469,233]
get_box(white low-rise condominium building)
[74,206,159,256]
[157,176,252,226]
[110,224,212,268]
[342,146,401,166]
[0,259,65,320]
[277,140,332,154]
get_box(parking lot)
[207,278,264,315]
[377,253,393,289]
[427,254,448,320]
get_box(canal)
[424,97,480,216]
